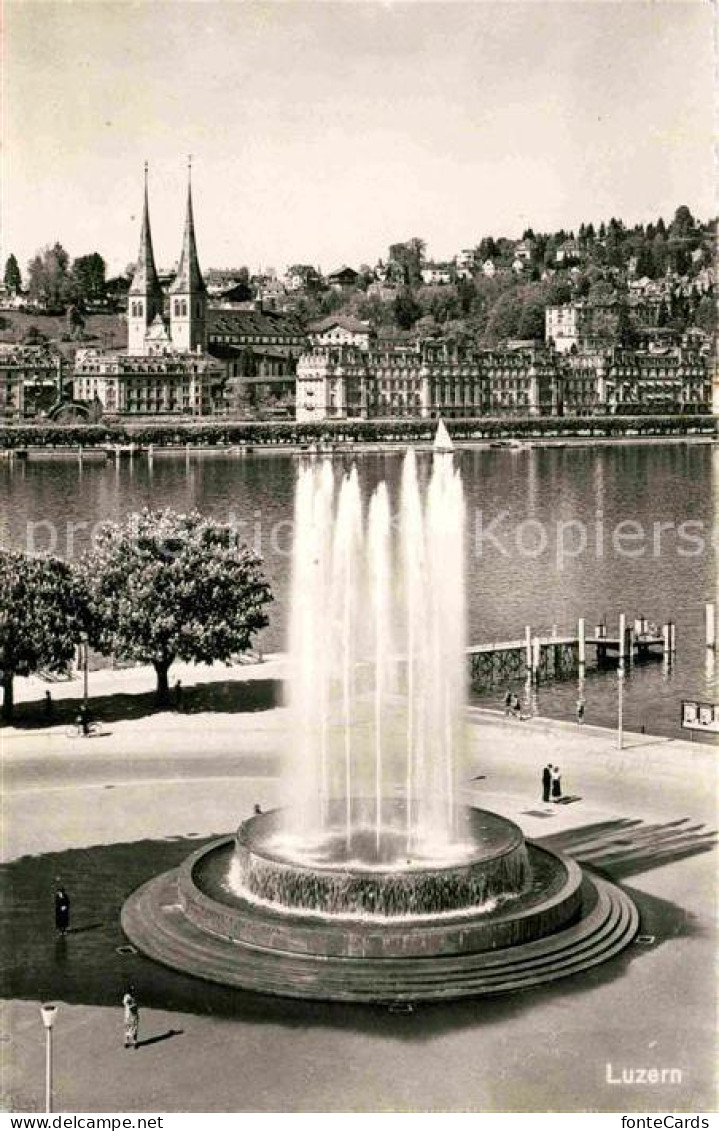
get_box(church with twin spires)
[74,166,225,416]
[128,163,207,356]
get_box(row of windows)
[130,301,204,318]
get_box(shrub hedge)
[0,413,716,449]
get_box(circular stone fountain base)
[122,807,639,1001]
[235,804,532,919]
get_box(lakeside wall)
[0,413,717,449]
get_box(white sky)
[3,0,715,277]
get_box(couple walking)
[542,764,562,804]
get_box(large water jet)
[122,443,639,1001]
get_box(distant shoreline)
[1,432,717,461]
[0,412,716,456]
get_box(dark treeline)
[0,414,715,451]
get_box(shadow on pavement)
[136,1029,184,1049]
[3,677,284,730]
[0,820,714,1038]
[536,815,717,879]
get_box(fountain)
[122,445,638,1001]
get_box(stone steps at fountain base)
[121,869,639,1002]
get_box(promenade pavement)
[1,660,716,1112]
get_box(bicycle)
[65,719,101,738]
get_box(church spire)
[129,162,163,299]
[170,156,206,296]
[127,163,165,355]
[169,157,207,353]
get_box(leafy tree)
[516,295,545,340]
[393,287,422,330]
[66,304,86,338]
[634,247,655,279]
[457,275,475,316]
[388,239,425,288]
[0,552,87,720]
[23,324,47,345]
[4,254,21,293]
[694,293,717,335]
[70,253,106,305]
[27,243,71,308]
[82,509,272,705]
[478,237,499,261]
[670,205,695,238]
[615,300,635,347]
[483,288,522,343]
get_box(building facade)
[308,315,373,350]
[0,345,64,422]
[296,341,561,422]
[545,303,588,353]
[296,339,713,422]
[74,349,225,416]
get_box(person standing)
[54,885,70,935]
[542,764,552,804]
[123,986,139,1049]
[503,689,512,715]
[576,698,585,725]
[551,766,562,803]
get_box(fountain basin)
[234,803,532,918]
[122,804,639,998]
[168,806,585,958]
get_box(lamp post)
[40,1003,57,1113]
[80,632,89,713]
[617,613,626,751]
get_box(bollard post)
[532,636,541,683]
[706,603,715,650]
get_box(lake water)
[1,442,717,741]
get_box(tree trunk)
[154,660,171,707]
[1,671,14,722]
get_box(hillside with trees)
[294,206,716,346]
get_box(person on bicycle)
[78,703,91,737]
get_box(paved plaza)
[1,660,716,1112]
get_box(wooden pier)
[468,616,675,687]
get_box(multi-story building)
[420,264,454,286]
[558,345,710,416]
[296,338,712,422]
[308,315,373,350]
[0,345,64,422]
[545,302,588,353]
[207,309,305,357]
[296,341,560,422]
[455,249,478,279]
[601,347,710,414]
[74,349,225,416]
